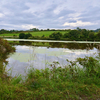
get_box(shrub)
[49,32,62,40]
[19,33,26,39]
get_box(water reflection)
[6,41,100,77]
[9,41,100,50]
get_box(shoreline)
[4,38,100,43]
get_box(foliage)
[63,30,80,40]
[93,28,100,32]
[49,32,62,40]
[0,29,10,34]
[96,31,100,41]
[19,33,26,39]
[1,28,100,41]
[25,33,32,39]
[88,32,95,41]
[0,55,100,99]
[76,57,100,76]
[28,28,39,31]
[19,33,32,39]
[0,37,15,57]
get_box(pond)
[4,39,100,77]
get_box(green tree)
[68,30,80,40]
[76,27,81,31]
[49,32,62,40]
[88,32,95,41]
[96,31,100,40]
[25,33,32,39]
[81,29,89,39]
[29,28,39,31]
[19,33,26,39]
[47,29,50,31]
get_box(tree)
[29,28,39,31]
[81,29,89,39]
[88,32,95,41]
[19,33,26,39]
[47,29,50,31]
[76,27,81,31]
[49,32,62,40]
[96,31,100,40]
[25,33,32,39]
[68,30,80,40]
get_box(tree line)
[0,28,70,34]
[19,28,100,41]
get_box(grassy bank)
[0,56,100,99]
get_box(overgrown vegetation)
[0,37,100,99]
[1,55,100,99]
[0,37,15,90]
[0,37,15,59]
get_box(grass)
[0,56,100,99]
[0,31,68,37]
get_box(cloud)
[63,20,96,27]
[0,13,4,17]
[21,24,38,29]
[0,0,100,30]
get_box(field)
[0,31,69,37]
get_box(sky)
[0,0,100,30]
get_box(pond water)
[5,39,100,77]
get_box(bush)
[0,38,15,56]
[19,33,26,39]
[49,32,62,40]
[25,33,32,39]
[19,33,32,39]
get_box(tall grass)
[0,55,100,99]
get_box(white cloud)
[59,16,64,19]
[21,24,38,29]
[0,13,4,17]
[68,13,82,20]
[0,0,100,30]
[63,20,96,27]
[53,6,63,15]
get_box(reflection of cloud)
[7,53,34,62]
[63,49,97,55]
[6,45,99,77]
[16,46,30,50]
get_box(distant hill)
[93,28,100,32]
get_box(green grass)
[0,31,68,37]
[0,56,100,99]
[28,31,68,37]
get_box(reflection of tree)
[65,43,98,50]
[48,42,99,50]
[49,42,63,48]
[96,44,100,55]
[19,41,32,45]
[42,42,45,45]
[10,41,100,51]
